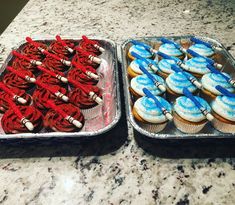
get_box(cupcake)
[127,58,158,79]
[21,41,47,60]
[211,86,235,133]
[165,71,197,102]
[201,72,235,102]
[173,95,211,133]
[36,72,65,86]
[184,57,210,78]
[132,94,172,133]
[49,40,75,57]
[128,44,153,61]
[1,105,43,134]
[157,58,177,79]
[68,85,103,120]
[188,43,214,58]
[130,74,165,99]
[44,103,85,132]
[67,67,98,85]
[72,53,99,69]
[43,55,70,72]
[158,43,184,60]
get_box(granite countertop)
[0,0,235,204]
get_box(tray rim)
[121,35,235,140]
[0,36,121,139]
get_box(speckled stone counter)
[0,0,235,204]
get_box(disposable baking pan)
[0,36,121,139]
[121,35,235,139]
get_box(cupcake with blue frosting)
[211,86,235,133]
[165,71,198,102]
[184,57,210,78]
[201,72,235,102]
[173,95,211,133]
[188,43,214,58]
[127,58,158,78]
[128,44,153,61]
[158,43,184,60]
[132,95,172,133]
[130,74,165,99]
[157,58,177,79]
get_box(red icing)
[1,105,43,134]
[21,42,47,60]
[33,85,66,110]
[67,67,98,85]
[78,39,102,56]
[36,72,64,86]
[49,40,75,57]
[44,103,84,132]
[43,55,70,72]
[69,85,102,109]
[72,53,99,69]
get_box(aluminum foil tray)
[0,37,121,139]
[121,35,235,139]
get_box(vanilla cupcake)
[173,96,211,133]
[184,57,210,78]
[157,58,177,79]
[201,72,235,102]
[128,44,153,61]
[130,74,165,99]
[166,71,197,102]
[158,43,184,60]
[188,43,214,58]
[127,58,158,79]
[211,86,235,133]
[132,95,172,133]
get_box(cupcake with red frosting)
[78,36,103,56]
[44,103,85,132]
[49,40,75,57]
[43,55,70,72]
[36,72,66,86]
[33,85,67,110]
[21,42,47,60]
[67,67,98,85]
[1,105,43,134]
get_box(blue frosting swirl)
[201,72,235,95]
[212,95,235,121]
[158,59,176,74]
[129,58,158,74]
[158,43,183,57]
[189,44,214,57]
[129,45,152,58]
[184,57,210,74]
[166,72,197,94]
[134,96,172,123]
[131,74,165,96]
[174,96,211,122]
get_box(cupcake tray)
[0,37,121,139]
[121,35,235,139]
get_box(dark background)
[0,0,29,34]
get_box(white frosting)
[129,59,157,74]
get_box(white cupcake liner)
[212,117,235,134]
[81,104,103,120]
[173,113,207,134]
[137,121,167,133]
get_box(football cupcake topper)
[171,64,202,89]
[0,82,27,104]
[183,88,214,121]
[55,35,74,54]
[47,100,83,128]
[7,99,34,131]
[143,88,173,121]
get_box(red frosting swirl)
[67,67,98,85]
[1,105,43,134]
[36,73,64,86]
[78,40,102,56]
[72,53,99,69]
[32,85,66,110]
[21,42,47,60]
[0,87,32,113]
[44,103,84,132]
[43,55,70,72]
[3,70,35,90]
[69,85,102,109]
[49,40,75,57]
